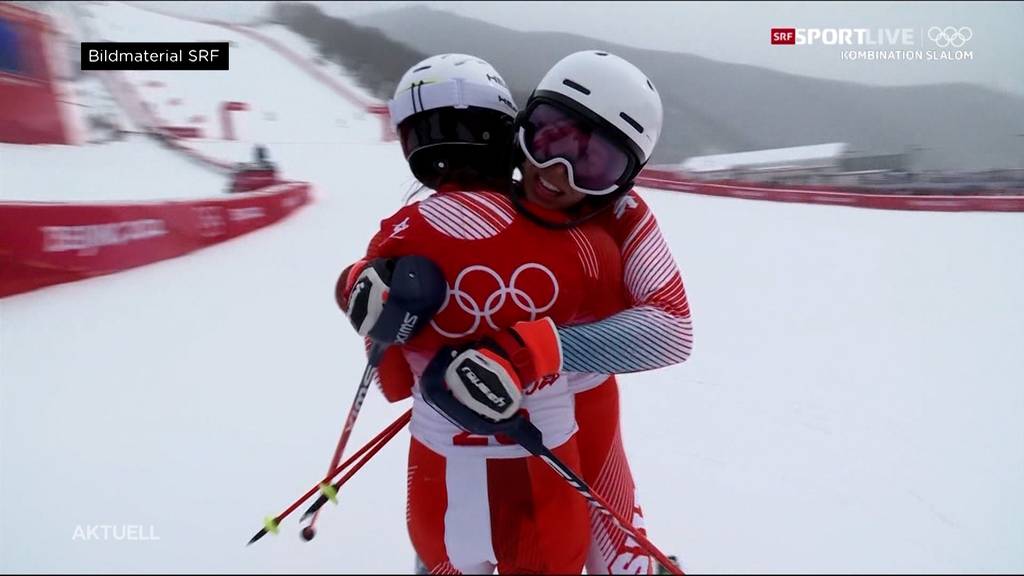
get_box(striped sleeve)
[559,191,693,374]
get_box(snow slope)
[86,2,380,159]
[1,3,1022,573]
[0,3,229,202]
[0,136,228,201]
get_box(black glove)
[418,345,526,440]
[335,255,447,346]
[338,257,395,337]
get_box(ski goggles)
[517,100,639,196]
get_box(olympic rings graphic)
[927,26,972,48]
[431,263,560,339]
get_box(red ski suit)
[339,187,692,574]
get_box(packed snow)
[1,2,1022,573]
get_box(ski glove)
[336,257,395,337]
[438,318,563,422]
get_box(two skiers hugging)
[335,51,693,575]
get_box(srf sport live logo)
[770,27,973,48]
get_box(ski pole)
[298,395,405,522]
[508,417,685,575]
[416,346,684,573]
[247,408,411,546]
[299,404,405,523]
[301,343,386,541]
[303,254,446,539]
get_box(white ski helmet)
[388,54,519,190]
[527,50,662,165]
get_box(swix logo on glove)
[395,312,419,344]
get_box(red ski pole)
[247,409,410,545]
[301,343,385,541]
[300,254,445,539]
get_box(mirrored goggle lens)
[522,102,632,192]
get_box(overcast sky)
[144,1,1024,97]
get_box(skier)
[337,52,693,574]
[228,144,278,193]
[504,50,694,575]
[338,54,600,574]
[253,144,275,170]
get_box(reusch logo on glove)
[459,365,508,409]
[443,349,522,423]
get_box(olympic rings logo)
[431,263,560,339]
[927,26,972,48]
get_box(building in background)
[0,1,77,144]
[676,142,850,183]
[661,142,1024,193]
[672,142,914,186]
